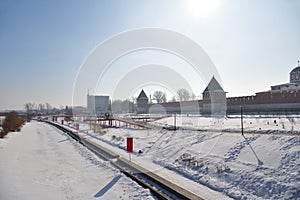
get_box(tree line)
[110,88,196,114]
[150,88,196,103]
[22,89,196,116]
[24,102,73,121]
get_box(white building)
[270,64,300,93]
[87,95,110,115]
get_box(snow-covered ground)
[151,131,300,199]
[15,116,300,199]
[76,128,231,200]
[65,115,300,199]
[151,115,300,134]
[0,121,155,200]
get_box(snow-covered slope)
[152,131,300,199]
[0,121,155,200]
[74,116,300,199]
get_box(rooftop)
[291,66,300,73]
[137,89,148,100]
[203,76,225,93]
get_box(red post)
[76,123,79,130]
[127,137,133,153]
[61,120,64,125]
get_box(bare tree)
[38,103,45,114]
[24,102,35,121]
[153,91,166,103]
[130,96,136,104]
[45,103,52,114]
[112,100,124,114]
[24,102,35,114]
[190,93,196,100]
[112,99,134,114]
[177,88,191,101]
[169,96,177,102]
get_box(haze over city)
[1,0,300,110]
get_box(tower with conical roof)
[202,76,227,115]
[136,90,149,114]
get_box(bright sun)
[187,0,221,20]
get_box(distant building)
[87,95,110,115]
[270,65,300,92]
[227,63,300,113]
[136,76,226,115]
[290,64,300,83]
[135,63,300,115]
[202,76,227,115]
[136,90,149,114]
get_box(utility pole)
[241,106,244,136]
[174,113,176,131]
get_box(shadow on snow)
[94,175,122,198]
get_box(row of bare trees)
[24,103,72,121]
[110,89,195,114]
[24,102,53,114]
[151,88,196,103]
[111,99,134,114]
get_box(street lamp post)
[241,106,244,136]
[174,113,176,131]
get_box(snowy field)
[0,121,155,200]
[65,115,300,199]
[4,116,299,199]
[151,115,300,134]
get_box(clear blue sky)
[0,0,300,110]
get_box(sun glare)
[187,0,221,20]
